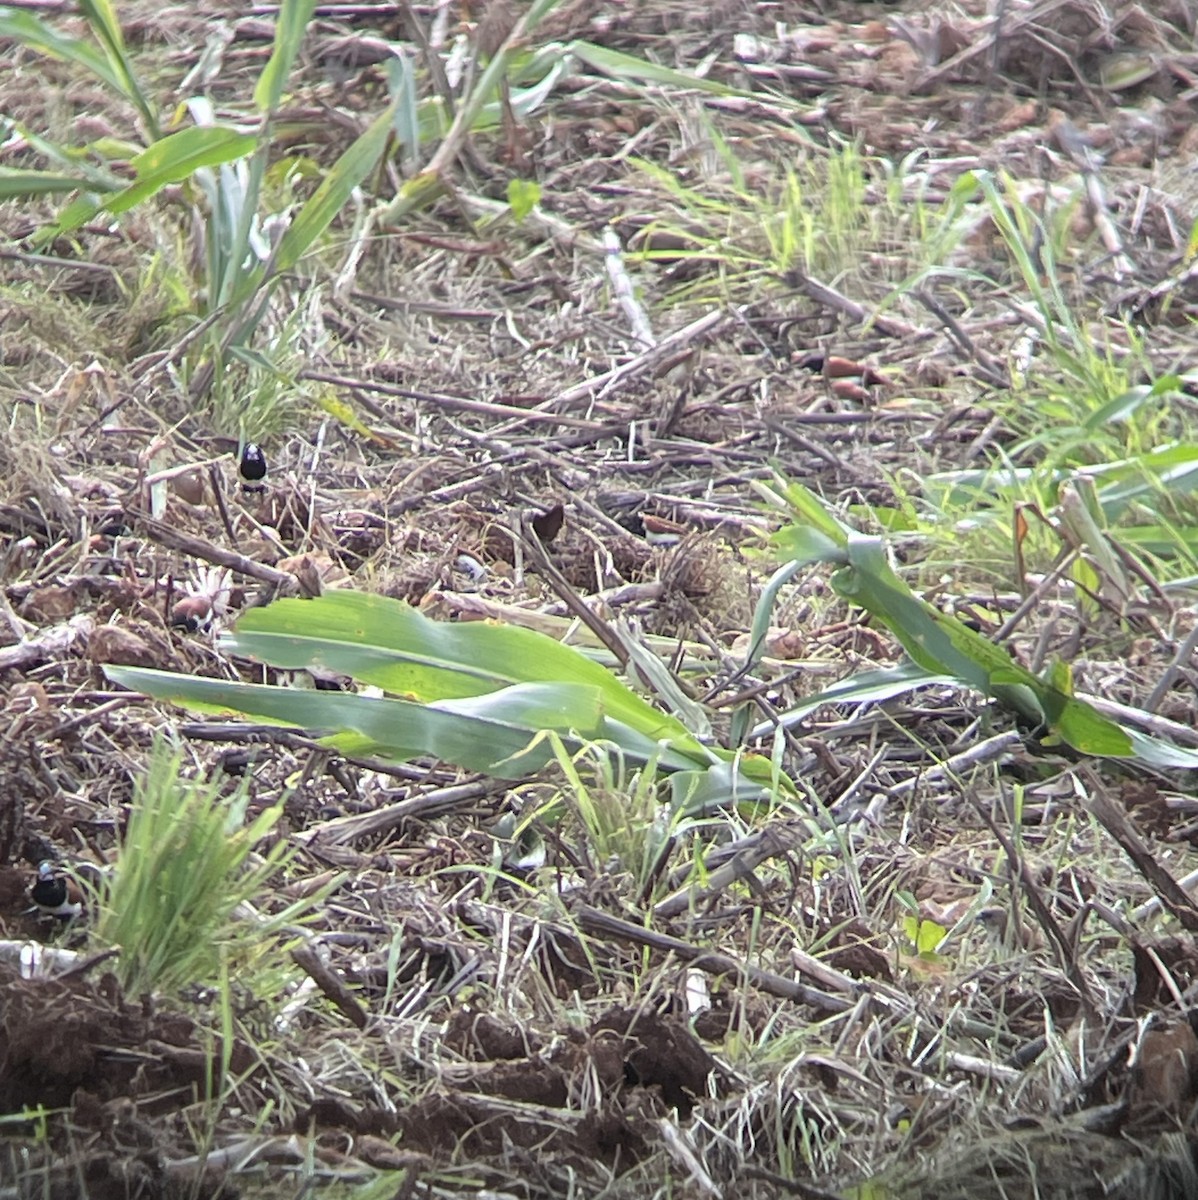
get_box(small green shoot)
[93,739,318,997]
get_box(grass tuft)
[94,738,315,998]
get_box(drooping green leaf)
[669,759,771,814]
[105,668,612,778]
[0,8,125,98]
[752,663,956,741]
[770,524,847,566]
[769,493,1152,759]
[1,119,128,186]
[773,479,851,545]
[222,591,702,753]
[44,126,256,237]
[832,534,1043,716]
[567,39,806,110]
[116,127,258,210]
[77,0,158,137]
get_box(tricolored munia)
[30,861,83,919]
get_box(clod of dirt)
[591,1006,717,1117]
[297,1005,716,1173]
[443,1006,535,1060]
[1132,937,1198,1012]
[1128,1021,1198,1124]
[88,622,161,668]
[824,917,893,981]
[0,962,242,1112]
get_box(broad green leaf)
[45,126,256,237]
[778,480,851,543]
[1047,696,1133,756]
[916,918,946,955]
[751,663,956,741]
[45,193,105,240]
[770,524,847,566]
[105,668,609,778]
[508,52,570,118]
[0,8,124,97]
[731,558,806,746]
[222,591,701,752]
[254,0,318,115]
[859,505,919,533]
[669,760,771,814]
[1,119,128,185]
[1099,52,1159,91]
[1046,659,1072,696]
[831,533,1048,724]
[902,915,946,957]
[771,494,1148,759]
[1070,554,1102,617]
[385,52,421,169]
[1083,384,1162,431]
[1124,728,1198,769]
[114,127,257,211]
[567,39,804,112]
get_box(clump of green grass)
[94,738,316,998]
[542,737,678,903]
[626,134,939,307]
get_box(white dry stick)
[1053,118,1136,281]
[657,1118,723,1199]
[603,226,656,348]
[685,968,711,1017]
[0,940,82,979]
[333,187,372,301]
[1133,866,1198,923]
[0,614,94,670]
[942,1051,1021,1084]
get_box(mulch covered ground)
[3,0,1198,1196]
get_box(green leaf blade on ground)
[223,592,703,753]
[103,667,612,779]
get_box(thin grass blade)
[254,0,318,116]
[77,0,159,137]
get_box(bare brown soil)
[3,0,1198,1197]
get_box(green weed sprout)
[94,739,313,998]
